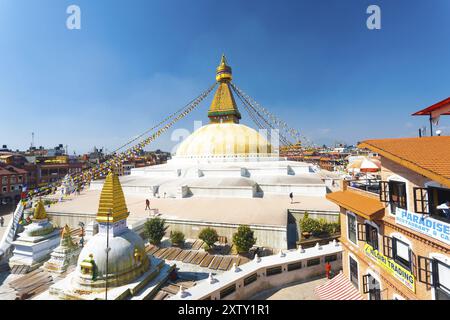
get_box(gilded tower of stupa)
[208,54,242,124]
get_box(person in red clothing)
[325,261,332,279]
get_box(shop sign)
[364,243,415,293]
[396,208,450,246]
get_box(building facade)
[327,136,449,300]
[0,165,28,205]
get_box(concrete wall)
[163,219,287,250]
[186,186,255,198]
[47,212,96,229]
[259,184,327,197]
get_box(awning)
[315,271,363,300]
[326,190,384,220]
[412,96,450,125]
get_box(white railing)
[170,240,342,300]
[0,201,25,262]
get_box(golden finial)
[220,54,228,66]
[33,200,48,220]
[208,54,241,124]
[215,54,232,82]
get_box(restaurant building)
[327,136,449,300]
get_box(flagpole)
[105,209,111,300]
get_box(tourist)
[0,216,4,227]
[325,261,332,279]
[145,199,150,210]
[289,192,293,204]
[437,201,450,219]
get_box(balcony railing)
[347,179,380,195]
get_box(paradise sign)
[364,243,415,293]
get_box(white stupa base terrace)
[90,158,327,199]
[44,158,338,250]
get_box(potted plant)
[170,230,185,247]
[232,225,257,254]
[143,217,168,246]
[198,227,219,252]
[299,212,321,239]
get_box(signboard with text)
[396,208,450,246]
[364,243,415,293]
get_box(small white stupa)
[44,224,81,274]
[9,200,60,272]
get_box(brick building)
[327,136,449,300]
[0,164,28,205]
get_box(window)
[349,256,359,288]
[307,258,320,267]
[266,266,282,276]
[347,212,357,244]
[18,176,22,182]
[325,254,338,263]
[220,284,236,299]
[287,262,302,271]
[418,256,450,300]
[2,186,6,192]
[434,259,450,300]
[427,186,450,223]
[243,273,257,286]
[389,180,407,214]
[365,224,379,250]
[393,238,411,270]
[363,274,381,300]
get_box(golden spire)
[33,200,48,220]
[60,224,76,247]
[208,55,241,124]
[96,172,129,224]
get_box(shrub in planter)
[232,225,257,254]
[198,227,218,250]
[170,230,185,247]
[143,217,168,245]
[299,213,321,235]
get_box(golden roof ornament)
[33,200,48,220]
[96,172,129,224]
[208,54,241,124]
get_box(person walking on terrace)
[145,199,151,211]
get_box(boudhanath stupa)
[46,56,339,250]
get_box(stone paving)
[250,276,327,300]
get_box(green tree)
[143,217,168,245]
[232,225,257,254]
[198,227,219,250]
[299,212,321,234]
[170,230,185,246]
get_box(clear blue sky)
[1,0,449,154]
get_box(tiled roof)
[358,136,450,188]
[326,191,385,220]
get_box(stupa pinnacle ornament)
[33,200,48,220]
[96,172,129,225]
[44,224,81,274]
[208,54,242,124]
